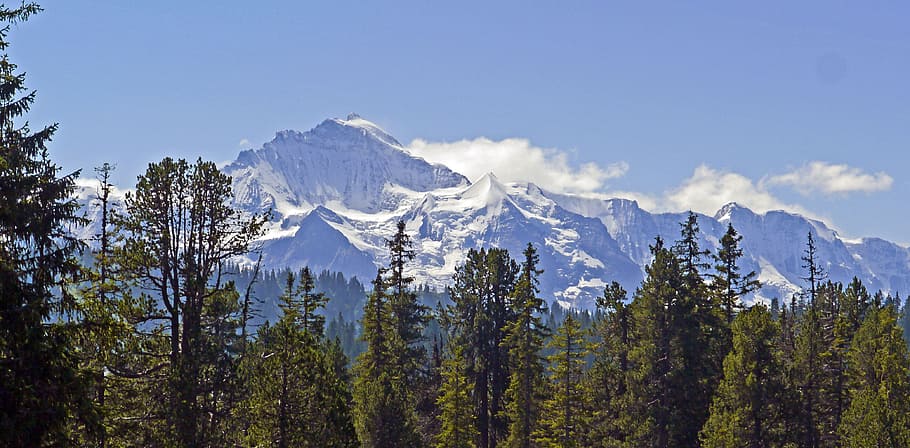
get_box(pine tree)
[386,220,430,386]
[838,304,910,446]
[353,271,422,447]
[700,305,787,448]
[298,266,328,336]
[71,162,132,447]
[503,243,548,448]
[114,157,266,446]
[447,247,518,448]
[0,4,97,445]
[673,213,724,446]
[790,233,829,448]
[585,281,631,446]
[436,345,478,448]
[710,223,760,324]
[241,272,356,448]
[535,314,588,448]
[625,237,680,447]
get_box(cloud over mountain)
[406,137,628,194]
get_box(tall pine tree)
[838,304,910,447]
[535,314,588,448]
[436,344,478,448]
[700,305,787,448]
[0,4,96,445]
[446,247,518,448]
[115,157,266,446]
[503,243,548,448]
[585,281,631,446]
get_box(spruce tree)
[585,281,631,446]
[535,314,588,448]
[711,223,760,324]
[353,271,422,447]
[71,162,132,447]
[386,220,430,386]
[298,266,328,336]
[700,305,787,448]
[673,213,724,446]
[790,233,829,448]
[838,304,910,446]
[447,247,518,448]
[503,243,548,448]
[625,237,680,447]
[436,345,478,448]
[241,272,356,448]
[0,4,96,445]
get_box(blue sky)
[11,1,910,242]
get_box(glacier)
[76,114,910,310]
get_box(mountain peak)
[311,114,402,148]
[714,202,747,221]
[462,172,510,206]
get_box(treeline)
[4,5,910,447]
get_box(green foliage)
[0,4,97,445]
[838,304,910,447]
[503,243,548,448]
[436,345,477,448]
[711,223,760,324]
[536,314,588,448]
[354,274,422,447]
[112,157,267,446]
[241,283,357,448]
[446,247,518,448]
[386,220,430,386]
[585,282,631,446]
[700,305,787,448]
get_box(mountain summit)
[224,115,468,215]
[85,115,910,309]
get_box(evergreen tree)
[838,304,910,446]
[585,282,631,446]
[71,162,132,447]
[0,4,96,445]
[711,223,760,324]
[353,271,422,447]
[790,233,829,448]
[673,213,724,446]
[625,237,680,447]
[535,314,588,448]
[503,243,548,448]
[700,305,787,448]
[436,345,478,448]
[386,220,430,385]
[298,266,328,336]
[241,272,356,447]
[114,157,266,446]
[447,247,518,448]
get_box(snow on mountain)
[74,115,910,310]
[224,113,468,216]
[223,115,910,308]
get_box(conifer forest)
[4,4,910,448]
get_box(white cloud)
[406,137,628,194]
[660,165,814,217]
[766,161,893,195]
[402,137,888,232]
[238,138,251,148]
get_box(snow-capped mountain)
[225,113,468,215]
[77,114,910,310]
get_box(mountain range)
[76,114,910,310]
